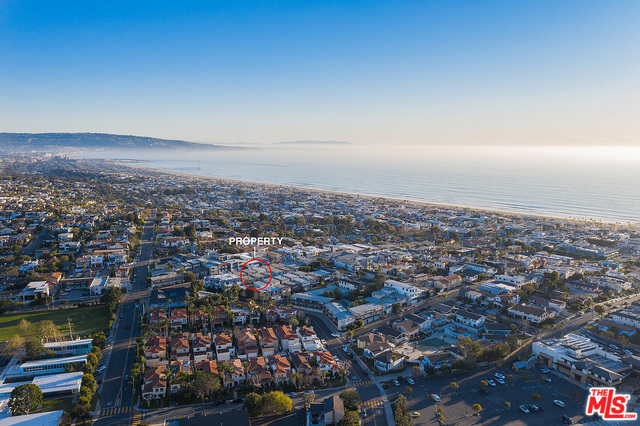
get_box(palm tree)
[163,368,174,404]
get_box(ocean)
[76,145,640,224]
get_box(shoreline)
[106,160,621,226]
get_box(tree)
[392,303,402,315]
[192,371,220,411]
[86,352,98,368]
[81,374,97,394]
[339,389,361,410]
[338,410,360,426]
[92,332,107,350]
[480,380,488,388]
[262,391,292,415]
[18,319,31,336]
[25,339,46,360]
[100,287,122,313]
[412,366,422,378]
[471,403,483,415]
[302,391,315,408]
[449,381,459,393]
[531,393,541,402]
[9,384,43,415]
[504,401,511,410]
[37,320,57,342]
[392,394,412,426]
[244,392,263,417]
[594,305,605,317]
[286,315,299,329]
[456,336,482,359]
[404,386,413,395]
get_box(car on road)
[411,412,420,418]
[487,379,496,386]
[321,339,327,345]
[343,347,349,353]
[430,394,440,402]
[495,378,505,385]
[361,369,368,376]
[519,405,530,413]
[609,343,619,350]
[393,379,400,386]
[542,376,551,383]
[540,368,550,373]
[233,398,244,403]
[554,400,565,407]
[213,399,225,405]
[106,402,113,407]
[407,378,415,385]
[331,333,341,338]
[124,375,129,381]
[494,373,505,379]
[624,349,633,355]
[561,415,574,424]
[119,313,124,318]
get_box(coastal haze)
[76,144,640,224]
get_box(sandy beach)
[108,159,607,226]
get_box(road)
[21,225,50,256]
[94,211,155,426]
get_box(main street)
[94,211,155,426]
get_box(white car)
[520,405,530,413]
[331,333,341,338]
[430,394,440,402]
[494,373,505,379]
[393,379,400,387]
[487,379,496,386]
[554,400,565,407]
[321,339,327,345]
[540,368,550,373]
[343,347,349,353]
[407,378,415,385]
[495,378,505,385]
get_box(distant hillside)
[0,133,236,151]
[274,140,351,145]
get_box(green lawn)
[0,305,110,341]
[34,397,75,414]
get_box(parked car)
[536,404,544,412]
[233,398,244,403]
[430,394,440,402]
[407,378,415,385]
[331,333,340,338]
[343,347,349,353]
[411,412,420,418]
[494,373,505,379]
[609,343,619,350]
[214,399,226,406]
[487,379,496,386]
[393,379,400,387]
[528,404,540,412]
[519,405,530,414]
[125,323,131,329]
[495,378,505,385]
[554,400,565,407]
[540,368,550,373]
[480,387,489,395]
[561,415,573,424]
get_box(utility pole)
[67,317,73,340]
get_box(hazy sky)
[1,1,639,146]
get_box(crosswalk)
[362,400,384,407]
[101,406,132,416]
[132,411,143,425]
[353,380,374,387]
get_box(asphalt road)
[94,212,155,426]
[306,313,388,426]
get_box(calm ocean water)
[77,145,640,224]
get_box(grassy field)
[34,397,75,414]
[0,305,110,341]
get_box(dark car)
[213,399,226,406]
[97,379,103,384]
[361,369,368,376]
[562,415,573,424]
[125,323,131,329]
[536,404,544,412]
[528,404,539,412]
[233,398,244,403]
[480,387,489,395]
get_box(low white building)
[384,280,426,304]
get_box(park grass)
[34,397,75,414]
[0,305,110,341]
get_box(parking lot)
[384,364,594,425]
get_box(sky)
[1,1,639,146]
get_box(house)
[508,303,555,324]
[258,327,278,356]
[169,308,188,330]
[356,332,387,349]
[191,333,212,362]
[168,360,192,393]
[234,328,260,360]
[142,366,167,400]
[247,357,272,388]
[422,351,457,371]
[275,325,302,353]
[170,334,190,361]
[384,280,426,304]
[373,350,405,372]
[268,354,292,384]
[376,325,406,345]
[195,359,218,374]
[309,395,344,426]
[189,307,209,327]
[393,320,420,340]
[484,323,512,335]
[290,352,317,377]
[222,359,246,388]
[297,326,319,351]
[402,313,433,332]
[145,336,168,367]
[598,319,636,337]
[363,342,395,358]
[314,351,339,376]
[148,308,168,325]
[214,333,235,361]
[454,310,486,329]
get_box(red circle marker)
[240,259,272,291]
